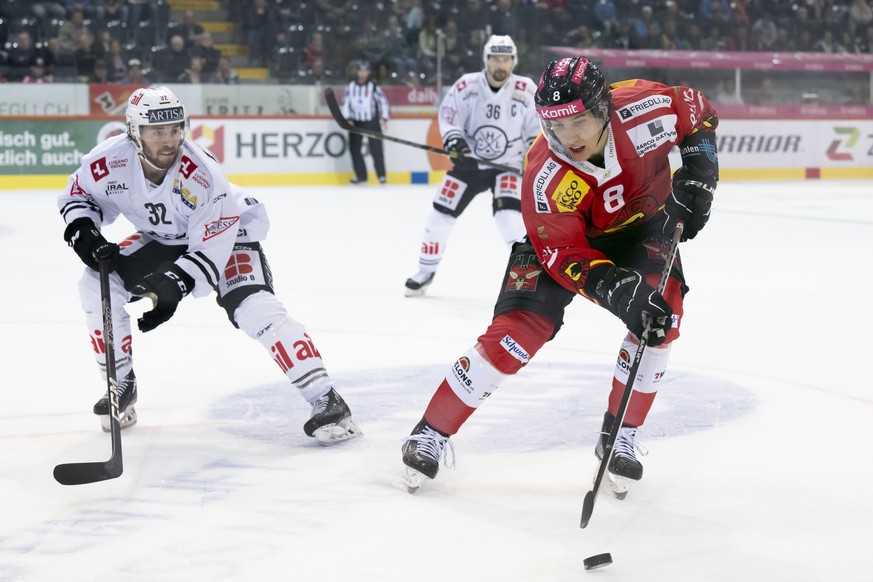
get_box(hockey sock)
[494,208,525,249]
[80,269,133,379]
[424,345,505,435]
[423,311,554,434]
[236,292,333,403]
[417,209,456,273]
[607,336,672,426]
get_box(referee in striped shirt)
[341,61,390,185]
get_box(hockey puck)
[583,553,613,570]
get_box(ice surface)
[1,180,871,581]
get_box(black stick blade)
[580,490,595,528]
[53,459,122,485]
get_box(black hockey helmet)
[535,56,612,128]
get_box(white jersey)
[438,71,540,170]
[57,134,269,298]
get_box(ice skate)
[93,370,138,432]
[401,418,455,493]
[595,412,647,500]
[303,388,362,445]
[404,271,435,297]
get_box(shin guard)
[608,336,672,427]
[235,292,333,403]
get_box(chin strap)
[138,151,180,175]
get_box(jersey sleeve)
[669,84,719,140]
[670,84,719,178]
[172,150,241,298]
[57,160,121,229]
[438,77,469,146]
[374,84,390,120]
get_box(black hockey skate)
[93,370,138,432]
[404,271,435,297]
[303,388,362,445]
[401,418,454,493]
[595,412,647,500]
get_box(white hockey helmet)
[125,86,189,153]
[482,35,517,68]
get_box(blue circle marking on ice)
[209,362,757,449]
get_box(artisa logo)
[147,106,184,123]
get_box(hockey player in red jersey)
[401,56,718,493]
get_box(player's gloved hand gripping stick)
[323,87,522,175]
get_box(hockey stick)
[580,222,684,528]
[53,258,124,485]
[323,87,522,174]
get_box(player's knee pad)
[444,345,507,409]
[614,335,672,394]
[233,290,289,340]
[493,208,525,248]
[423,207,457,238]
[418,209,457,268]
[476,311,554,375]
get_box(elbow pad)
[679,128,719,181]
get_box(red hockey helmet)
[535,56,612,127]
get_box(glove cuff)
[63,217,97,244]
[582,262,615,302]
[164,264,195,298]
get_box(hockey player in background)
[403,35,540,297]
[401,56,718,495]
[58,86,361,444]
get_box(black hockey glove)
[64,217,120,271]
[593,266,673,346]
[444,136,477,171]
[130,265,194,333]
[663,167,716,241]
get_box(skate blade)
[607,472,634,500]
[99,407,138,432]
[312,417,362,445]
[402,466,429,493]
[404,287,428,297]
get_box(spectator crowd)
[1,0,872,88]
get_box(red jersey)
[522,79,717,296]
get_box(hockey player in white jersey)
[58,86,361,444]
[404,35,540,296]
